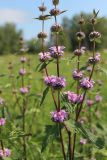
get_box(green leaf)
[40,87,49,106]
[64,121,76,133]
[95,38,101,43]
[60,10,67,15]
[80,64,89,71]
[75,122,105,149]
[41,124,60,152]
[5,83,12,88]
[0,74,6,77]
[36,60,53,72]
[98,66,107,76]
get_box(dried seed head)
[89,31,101,40]
[78,17,85,25]
[51,24,63,32]
[50,9,60,16]
[37,32,47,39]
[38,6,47,12]
[76,31,85,40]
[90,18,97,24]
[8,62,13,70]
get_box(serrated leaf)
[40,87,49,106]
[36,60,53,72]
[75,122,105,149]
[41,124,60,152]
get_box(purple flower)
[50,109,68,122]
[67,92,78,104]
[0,148,11,158]
[20,87,29,94]
[80,77,95,89]
[0,118,6,126]
[73,47,86,56]
[0,150,3,157]
[0,97,5,106]
[95,95,102,102]
[65,91,83,104]
[20,57,27,63]
[4,148,11,157]
[95,53,101,61]
[38,52,51,62]
[19,69,26,76]
[88,53,101,64]
[80,138,87,145]
[49,46,65,58]
[87,100,94,107]
[44,75,66,90]
[72,70,83,80]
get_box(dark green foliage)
[0,23,22,54]
[27,38,42,54]
[61,13,107,51]
[41,124,60,152]
[40,87,50,106]
[75,122,105,149]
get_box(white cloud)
[0,9,27,23]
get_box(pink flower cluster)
[50,110,68,122]
[73,47,86,56]
[44,75,66,90]
[20,57,27,63]
[64,91,83,104]
[88,53,101,64]
[80,138,87,145]
[39,52,51,62]
[49,46,65,58]
[20,87,29,94]
[87,100,94,107]
[95,94,102,102]
[0,148,11,158]
[80,77,95,89]
[19,68,26,76]
[72,70,83,80]
[0,118,6,126]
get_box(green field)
[0,51,107,159]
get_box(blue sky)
[0,0,107,40]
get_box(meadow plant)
[36,0,104,159]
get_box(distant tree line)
[0,13,107,55]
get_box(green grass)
[0,51,107,159]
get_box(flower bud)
[52,0,59,6]
[38,6,47,12]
